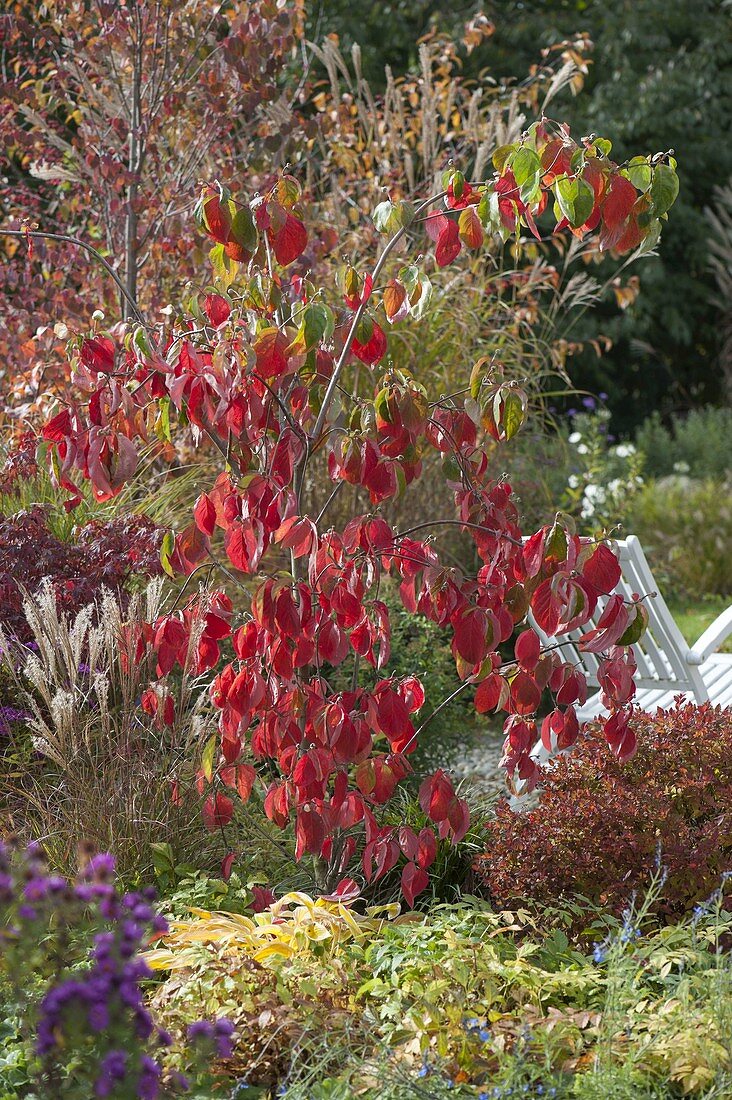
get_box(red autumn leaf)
[583,542,621,595]
[418,769,454,822]
[295,805,326,859]
[80,336,115,375]
[579,594,630,653]
[454,607,487,665]
[193,493,217,536]
[531,577,561,636]
[510,671,542,715]
[204,293,231,327]
[170,522,210,576]
[398,825,419,861]
[274,515,315,558]
[355,757,401,803]
[435,219,462,267]
[221,763,257,802]
[425,212,450,242]
[599,174,637,250]
[401,861,429,907]
[458,207,483,249]
[375,684,413,741]
[199,186,232,244]
[604,709,637,761]
[398,675,425,713]
[352,320,387,366]
[416,827,437,870]
[221,851,237,881]
[202,792,234,831]
[251,885,276,912]
[447,796,470,843]
[615,216,643,253]
[383,279,408,322]
[253,326,289,378]
[474,673,506,714]
[42,408,73,441]
[225,519,264,574]
[269,213,307,266]
[321,877,361,903]
[515,629,541,672]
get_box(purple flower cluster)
[1,841,237,1097]
[187,1017,236,1059]
[0,704,30,735]
[1,842,169,1098]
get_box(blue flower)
[592,942,607,964]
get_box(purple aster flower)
[88,1001,110,1032]
[214,1018,235,1057]
[187,1020,215,1043]
[137,1054,160,1099]
[95,1049,127,1096]
[82,853,116,882]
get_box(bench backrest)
[530,535,700,693]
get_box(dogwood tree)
[26,120,679,902]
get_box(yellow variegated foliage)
[145,891,403,972]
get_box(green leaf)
[618,605,646,646]
[151,842,176,877]
[289,301,334,355]
[503,389,526,440]
[492,144,514,173]
[209,243,237,288]
[570,147,586,174]
[372,199,414,235]
[627,156,652,193]
[546,522,568,562]
[372,201,394,233]
[650,163,679,217]
[448,169,465,199]
[160,531,176,578]
[637,220,662,255]
[155,396,172,443]
[229,206,258,253]
[555,176,595,228]
[593,137,612,158]
[509,147,542,203]
[304,302,334,347]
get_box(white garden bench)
[507,535,732,805]
[534,534,732,721]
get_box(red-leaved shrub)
[476,702,732,919]
[0,506,163,643]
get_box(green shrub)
[636,407,732,480]
[626,476,732,597]
[148,884,732,1097]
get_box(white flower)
[576,443,589,455]
[567,474,580,489]
[568,431,582,444]
[614,443,636,458]
[607,478,622,494]
[673,461,690,474]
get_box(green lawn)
[669,596,732,653]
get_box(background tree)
[0,0,304,411]
[313,0,732,431]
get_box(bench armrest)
[690,604,732,662]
